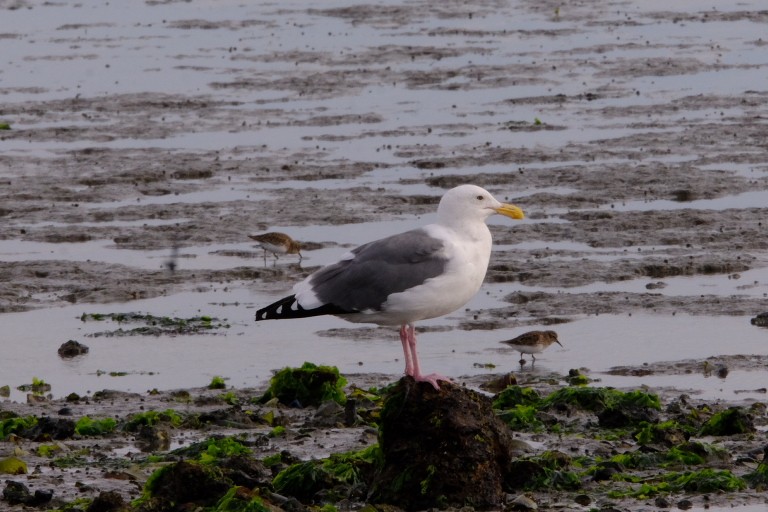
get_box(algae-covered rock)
[259,362,347,407]
[87,490,127,512]
[142,460,232,509]
[0,456,27,475]
[699,406,755,436]
[370,377,519,510]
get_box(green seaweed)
[125,409,183,431]
[81,311,229,337]
[75,416,117,436]
[213,486,269,512]
[611,468,746,498]
[491,385,541,409]
[498,404,544,431]
[699,407,755,436]
[272,461,330,500]
[542,386,660,413]
[260,362,347,406]
[0,456,27,475]
[0,415,37,440]
[199,437,251,464]
[272,444,381,500]
[209,375,227,389]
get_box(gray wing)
[308,228,447,312]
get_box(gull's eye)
[476,195,484,201]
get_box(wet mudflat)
[1,0,768,510]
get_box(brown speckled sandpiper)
[249,232,302,264]
[501,330,562,365]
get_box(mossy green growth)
[509,452,581,491]
[634,419,693,446]
[272,461,330,501]
[542,386,660,413]
[0,415,37,440]
[199,437,251,464]
[498,404,544,432]
[213,486,269,512]
[262,453,282,468]
[37,444,62,458]
[609,451,661,470]
[220,391,239,405]
[75,416,117,436]
[321,444,382,486]
[0,456,27,475]
[80,312,229,336]
[699,406,755,436]
[612,468,746,498]
[125,409,183,431]
[273,444,381,500]
[0,122,10,130]
[260,362,347,407]
[745,460,768,489]
[492,385,541,410]
[666,468,746,493]
[209,375,227,389]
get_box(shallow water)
[2,0,768,407]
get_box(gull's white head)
[437,184,524,226]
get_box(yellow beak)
[494,203,525,220]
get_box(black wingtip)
[255,295,298,321]
[255,295,354,321]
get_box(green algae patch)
[75,416,117,436]
[699,406,755,436]
[0,456,27,475]
[745,454,768,489]
[272,461,331,501]
[209,375,227,389]
[507,451,581,491]
[634,419,692,446]
[125,409,183,431]
[260,362,347,407]
[213,486,270,512]
[273,444,381,502]
[0,415,38,440]
[543,386,661,412]
[81,311,230,337]
[498,404,544,432]
[199,437,251,464]
[492,385,541,409]
[139,460,231,509]
[610,468,746,499]
[493,385,661,431]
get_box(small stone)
[574,494,591,506]
[58,340,89,358]
[86,490,125,512]
[510,494,538,510]
[677,498,693,510]
[2,480,31,504]
[655,495,671,508]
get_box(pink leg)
[403,323,451,390]
[399,325,414,377]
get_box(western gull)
[249,232,303,264]
[501,330,562,366]
[255,184,524,389]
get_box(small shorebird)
[501,330,562,366]
[249,232,302,264]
